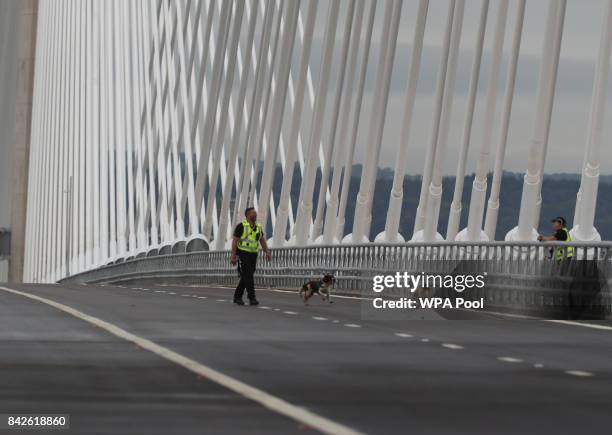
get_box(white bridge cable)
[321,0,367,246]
[445,0,489,242]
[483,0,526,241]
[412,0,456,238]
[335,0,377,243]
[350,0,403,244]
[293,0,340,247]
[21,0,611,282]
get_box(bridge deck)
[1,283,612,434]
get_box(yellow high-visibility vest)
[555,227,573,260]
[237,220,262,253]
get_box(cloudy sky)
[302,0,612,174]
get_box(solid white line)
[546,319,612,331]
[0,286,364,435]
[460,309,612,330]
[565,370,594,377]
[441,343,464,350]
[497,357,523,363]
[394,333,413,338]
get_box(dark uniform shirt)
[553,229,568,241]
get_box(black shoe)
[249,299,259,306]
[234,299,245,306]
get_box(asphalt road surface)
[1,283,612,435]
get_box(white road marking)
[332,320,340,323]
[565,370,594,377]
[259,306,272,310]
[473,310,612,329]
[181,294,191,297]
[259,288,371,301]
[497,357,523,363]
[216,299,227,302]
[168,292,177,295]
[274,308,281,311]
[533,363,544,368]
[546,319,612,331]
[197,296,208,300]
[344,323,361,328]
[313,317,328,321]
[283,311,298,315]
[421,338,430,342]
[0,286,364,435]
[441,343,463,350]
[154,290,165,293]
[182,288,612,333]
[394,333,413,338]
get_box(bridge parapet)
[0,229,10,259]
[61,241,612,319]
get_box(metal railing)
[59,241,612,319]
[59,241,609,282]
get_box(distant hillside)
[258,165,612,241]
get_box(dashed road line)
[260,288,370,301]
[565,370,594,377]
[420,338,430,342]
[441,343,463,350]
[497,357,523,363]
[313,317,328,321]
[344,323,361,328]
[533,363,544,368]
[394,333,413,338]
[284,311,298,315]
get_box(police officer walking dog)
[231,207,271,306]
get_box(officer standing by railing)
[231,207,272,306]
[538,216,574,260]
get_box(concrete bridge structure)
[1,1,612,433]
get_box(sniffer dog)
[299,274,335,305]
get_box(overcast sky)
[302,0,612,174]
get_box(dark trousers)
[234,250,258,301]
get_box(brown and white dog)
[299,274,335,305]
